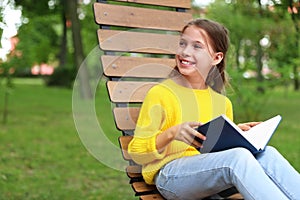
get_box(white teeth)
[181,60,195,66]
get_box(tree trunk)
[255,0,265,93]
[288,0,300,91]
[293,65,299,90]
[67,0,92,99]
[256,44,265,93]
[58,0,68,68]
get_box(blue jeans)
[155,146,300,200]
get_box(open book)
[195,115,282,154]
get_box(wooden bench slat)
[132,181,158,195]
[97,29,179,54]
[113,0,191,9]
[107,81,157,103]
[114,107,140,131]
[140,193,165,200]
[119,136,244,199]
[126,165,142,179]
[227,193,243,199]
[102,55,175,78]
[118,135,133,160]
[94,3,192,31]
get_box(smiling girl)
[128,18,300,200]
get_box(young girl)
[128,18,300,200]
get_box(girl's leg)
[155,148,289,200]
[256,146,300,200]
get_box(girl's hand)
[237,121,261,131]
[173,122,206,148]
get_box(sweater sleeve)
[225,97,234,121]
[128,86,168,164]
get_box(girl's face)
[176,25,223,80]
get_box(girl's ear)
[212,52,223,65]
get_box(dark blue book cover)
[196,115,282,154]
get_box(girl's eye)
[179,40,186,47]
[193,44,202,49]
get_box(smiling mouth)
[180,59,196,67]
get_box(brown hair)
[175,18,230,93]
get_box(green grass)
[0,79,299,199]
[231,85,300,169]
[0,79,135,200]
[256,88,300,169]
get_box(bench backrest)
[93,2,244,200]
[94,0,192,135]
[93,1,192,199]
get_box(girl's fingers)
[238,121,262,131]
[191,139,203,148]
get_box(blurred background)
[0,0,299,199]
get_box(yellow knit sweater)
[128,79,233,184]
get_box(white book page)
[239,115,282,150]
[221,114,244,134]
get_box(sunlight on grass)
[13,77,44,85]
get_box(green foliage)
[227,69,272,121]
[201,0,299,121]
[224,44,275,121]
[16,16,59,67]
[15,0,59,17]
[77,2,99,56]
[11,0,98,76]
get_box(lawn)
[0,79,135,200]
[0,78,299,199]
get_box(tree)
[0,0,96,123]
[14,1,60,68]
[286,0,300,90]
[260,0,300,91]
[13,0,93,97]
[199,0,296,120]
[58,0,68,68]
[66,0,92,99]
[15,16,59,67]
[0,0,23,124]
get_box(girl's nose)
[182,45,192,57]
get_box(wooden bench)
[93,1,243,199]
